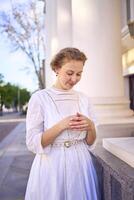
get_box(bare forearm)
[41,123,64,148]
[41,116,74,148]
[86,123,96,145]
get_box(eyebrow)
[67,70,83,73]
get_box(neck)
[53,81,67,91]
[52,83,73,92]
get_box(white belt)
[52,139,85,148]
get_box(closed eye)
[66,72,73,76]
[66,71,82,76]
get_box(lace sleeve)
[26,93,51,154]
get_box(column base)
[91,96,134,124]
[90,97,134,142]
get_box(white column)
[45,0,72,87]
[57,0,72,49]
[46,0,133,122]
[45,0,58,87]
[72,0,133,121]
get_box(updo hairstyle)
[50,47,87,72]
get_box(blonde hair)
[50,47,87,71]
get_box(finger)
[70,116,84,121]
[71,127,88,131]
[76,112,82,117]
[71,123,89,129]
[69,120,87,126]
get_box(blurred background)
[0,0,134,199]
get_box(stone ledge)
[103,137,134,168]
[91,145,134,200]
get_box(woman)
[25,47,100,200]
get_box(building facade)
[45,0,134,127]
[41,2,134,198]
[121,0,134,110]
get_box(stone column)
[72,0,133,122]
[45,0,72,87]
[45,0,58,86]
[46,0,133,123]
[57,0,72,49]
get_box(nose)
[70,75,78,83]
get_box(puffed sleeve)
[26,92,51,154]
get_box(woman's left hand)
[69,112,94,132]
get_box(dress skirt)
[25,141,99,200]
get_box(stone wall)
[91,145,134,200]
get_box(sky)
[0,0,44,92]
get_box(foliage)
[0,77,30,112]
[19,88,31,107]
[0,73,4,84]
[0,1,45,89]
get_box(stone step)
[103,137,134,168]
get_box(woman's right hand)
[58,115,76,131]
[41,114,83,148]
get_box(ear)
[54,67,60,75]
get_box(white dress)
[25,87,100,200]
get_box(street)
[0,112,34,200]
[0,122,19,143]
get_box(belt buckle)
[64,141,71,148]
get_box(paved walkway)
[0,114,34,200]
[0,112,26,122]
[0,112,24,143]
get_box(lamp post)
[17,87,20,112]
[0,93,2,116]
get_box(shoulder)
[31,88,53,98]
[29,88,50,105]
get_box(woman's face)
[55,60,84,90]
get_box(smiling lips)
[68,81,77,86]
[68,83,74,87]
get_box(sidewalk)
[0,112,25,143]
[0,112,26,122]
[0,119,34,200]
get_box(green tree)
[0,82,30,113]
[3,83,18,110]
[20,88,31,106]
[0,73,4,84]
